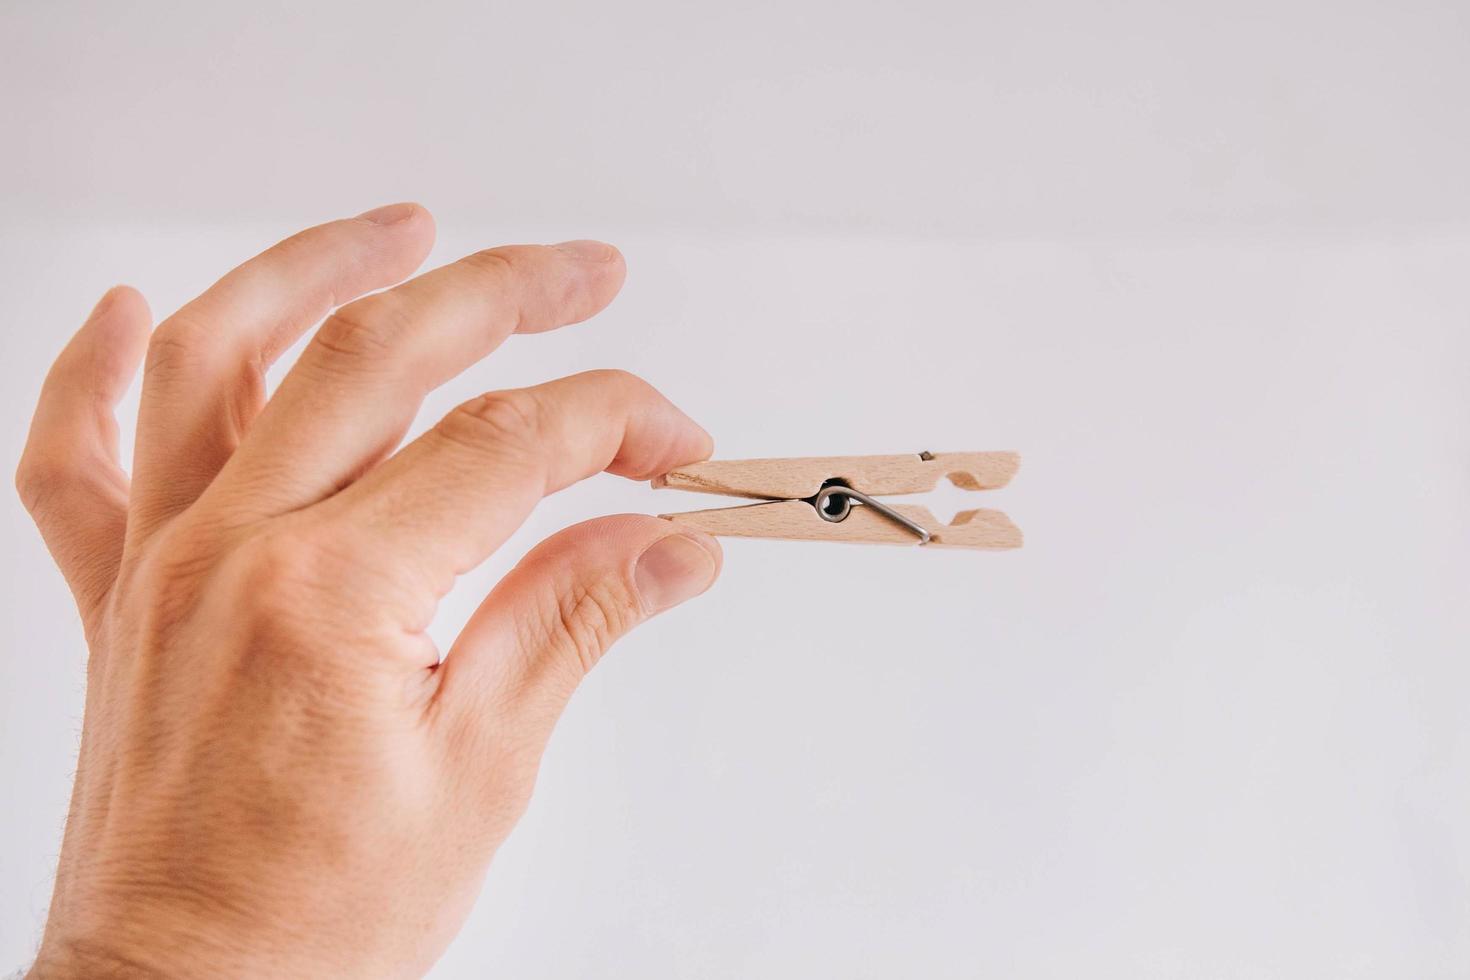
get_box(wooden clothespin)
[652,451,1022,549]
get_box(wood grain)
[652,451,1020,499]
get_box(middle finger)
[206,240,626,520]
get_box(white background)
[2,1,1468,976]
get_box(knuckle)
[257,231,339,301]
[14,453,62,515]
[270,224,332,265]
[314,296,409,361]
[143,315,211,378]
[442,389,543,450]
[581,366,636,387]
[236,529,334,600]
[578,367,650,397]
[127,523,223,635]
[225,530,341,637]
[225,524,414,645]
[460,250,526,325]
[11,449,110,519]
[461,248,517,284]
[540,578,640,676]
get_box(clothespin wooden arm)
[662,499,1023,549]
[652,451,1020,500]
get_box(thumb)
[433,514,721,774]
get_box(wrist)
[29,936,164,979]
[29,910,278,979]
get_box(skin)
[15,203,724,978]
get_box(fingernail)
[635,534,719,615]
[357,203,417,225]
[552,239,615,262]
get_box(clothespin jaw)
[652,451,1022,550]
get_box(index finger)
[319,369,713,587]
[206,240,626,519]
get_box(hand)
[16,204,722,978]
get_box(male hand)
[16,204,722,977]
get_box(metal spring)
[810,483,932,545]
